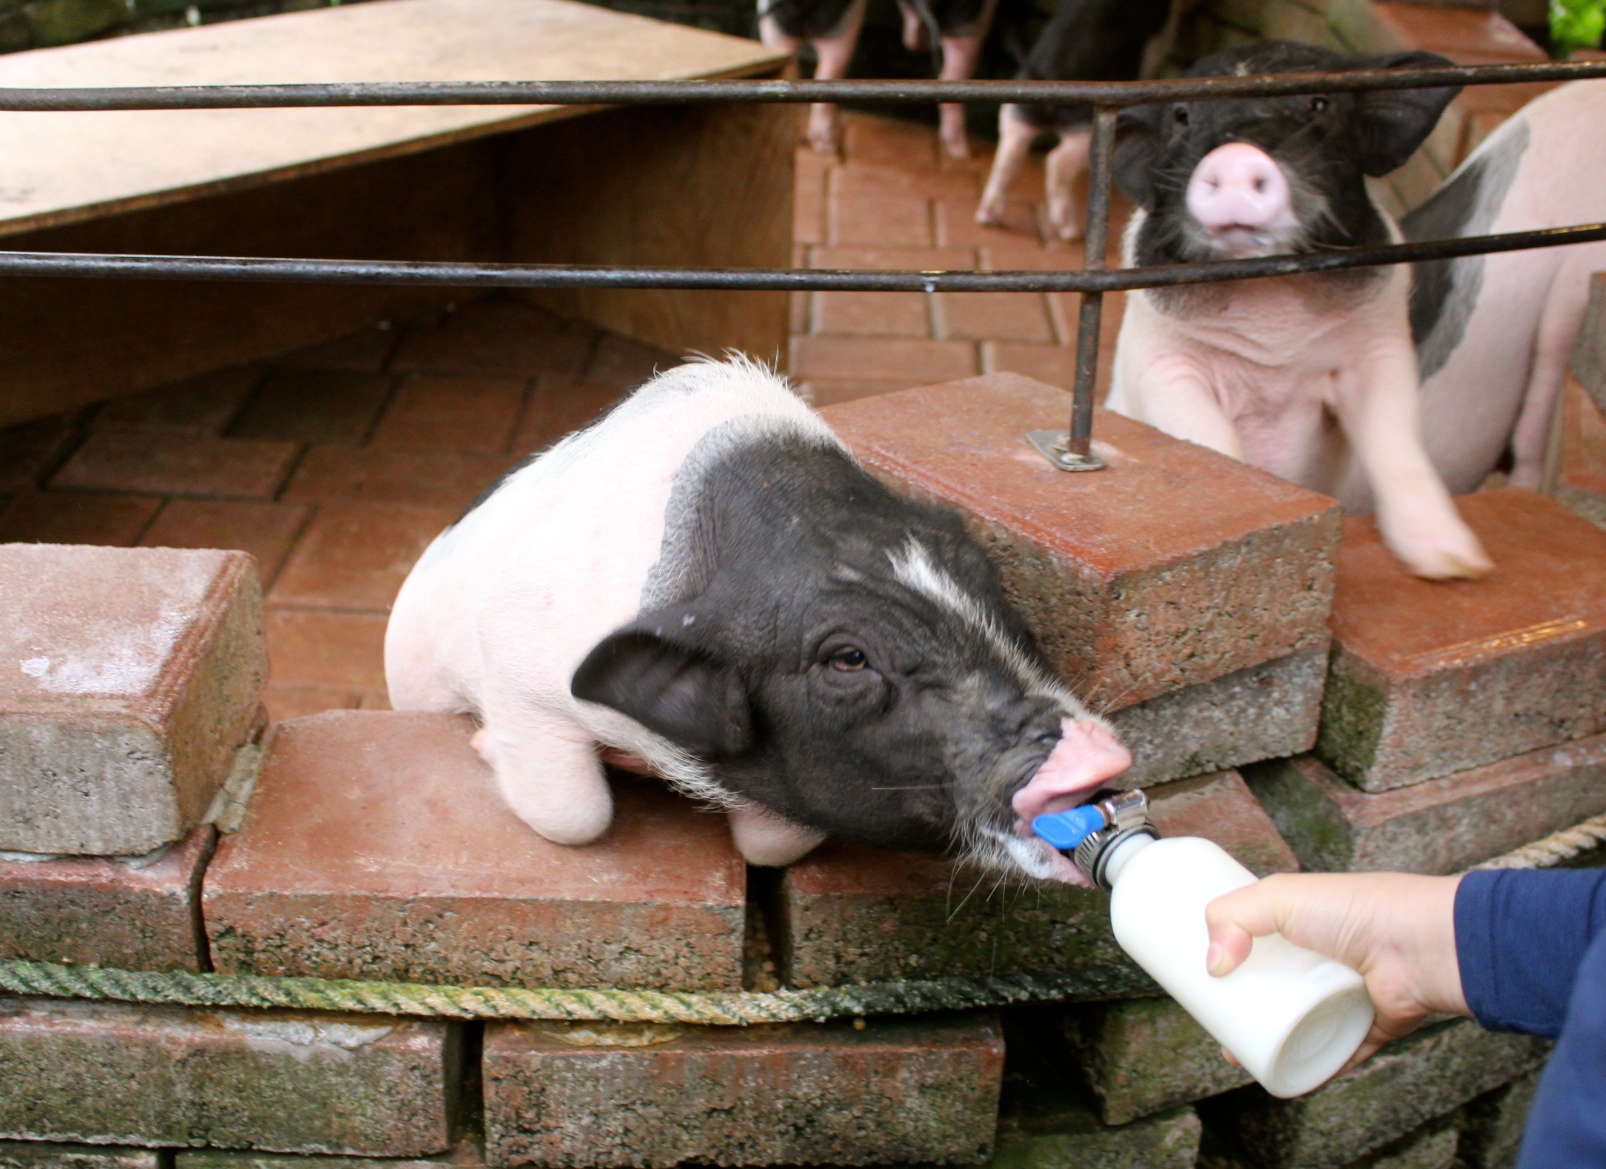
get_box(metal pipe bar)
[1068,105,1118,464]
[2,221,1601,291]
[1,60,1604,111]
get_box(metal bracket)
[1027,430,1106,472]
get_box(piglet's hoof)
[1384,519,1494,581]
[974,198,1007,228]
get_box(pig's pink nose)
[1185,142,1291,232]
[1011,718,1133,829]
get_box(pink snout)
[1185,142,1293,234]
[1011,718,1132,831]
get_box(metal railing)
[5,58,1606,468]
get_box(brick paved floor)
[0,113,1125,724]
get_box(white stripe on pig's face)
[569,432,1128,882]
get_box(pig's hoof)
[942,133,971,161]
[1396,534,1495,581]
[807,126,842,156]
[975,201,1005,227]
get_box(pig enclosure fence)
[4,57,1606,467]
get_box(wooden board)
[0,0,787,237]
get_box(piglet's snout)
[1186,142,1293,234]
[1011,718,1132,830]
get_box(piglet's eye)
[1173,106,1189,126]
[830,648,869,671]
[1310,96,1328,113]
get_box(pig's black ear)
[571,619,751,757]
[1351,52,1462,176]
[1114,103,1166,209]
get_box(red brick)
[229,369,396,446]
[1368,3,1545,60]
[511,377,624,453]
[262,684,362,724]
[0,998,456,1155]
[272,323,399,372]
[581,334,674,393]
[811,290,932,337]
[1250,736,1606,875]
[263,608,388,692]
[51,428,299,500]
[0,414,81,493]
[368,375,527,454]
[811,245,978,271]
[842,114,939,171]
[92,367,262,435]
[282,446,520,510]
[828,195,933,248]
[0,491,161,547]
[822,374,1340,711]
[791,335,978,383]
[390,302,591,377]
[778,769,1294,989]
[0,825,215,971]
[936,292,1056,343]
[268,502,453,613]
[831,163,979,200]
[0,546,267,855]
[482,1014,1004,1169]
[204,710,745,989]
[140,499,312,587]
[934,197,1045,249]
[1319,489,1606,790]
[1560,374,1606,499]
[799,378,917,406]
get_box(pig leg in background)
[1339,341,1492,579]
[471,703,615,846]
[934,0,1000,159]
[1507,264,1596,488]
[1044,126,1092,241]
[728,803,828,867]
[759,0,868,156]
[976,104,1036,225]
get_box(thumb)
[1205,878,1293,978]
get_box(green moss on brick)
[1316,666,1388,786]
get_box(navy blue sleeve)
[1454,868,1606,1037]
[1516,926,1606,1169]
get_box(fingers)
[1205,876,1295,977]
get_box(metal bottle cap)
[1033,790,1159,890]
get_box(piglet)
[759,0,870,154]
[896,0,1002,158]
[1104,42,1490,580]
[386,357,1129,882]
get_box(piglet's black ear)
[1351,52,1461,177]
[1114,103,1166,210]
[571,613,751,758]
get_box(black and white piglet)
[386,358,1129,882]
[1105,42,1488,580]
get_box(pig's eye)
[1172,106,1189,126]
[1310,96,1328,113]
[829,648,869,671]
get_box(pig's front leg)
[471,703,614,846]
[728,803,827,867]
[1044,128,1092,241]
[1339,342,1492,580]
[806,0,868,155]
[1119,350,1246,461]
[977,105,1034,227]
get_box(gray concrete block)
[0,1144,160,1169]
[1458,1068,1543,1169]
[1069,997,1253,1126]
[1245,737,1606,874]
[1110,650,1327,789]
[1348,1122,1458,1169]
[0,545,267,855]
[1200,1020,1549,1169]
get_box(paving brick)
[1199,1020,1549,1169]
[204,710,745,989]
[1457,1067,1540,1169]
[0,546,266,855]
[1559,374,1606,501]
[0,824,214,970]
[581,335,674,393]
[51,429,299,500]
[482,1013,1003,1168]
[282,447,520,510]
[937,293,1056,343]
[268,502,455,613]
[822,374,1339,711]
[263,609,387,692]
[390,304,591,378]
[1367,3,1544,59]
[0,998,457,1156]
[842,114,939,171]
[831,163,980,201]
[792,335,978,383]
[935,198,1046,249]
[229,369,395,447]
[370,376,527,453]
[510,377,623,453]
[1318,489,1606,791]
[1247,736,1606,874]
[798,378,916,406]
[0,415,81,493]
[777,769,1293,988]
[0,492,161,547]
[811,290,932,337]
[828,195,934,248]
[140,500,313,588]
[1109,649,1327,787]
[1575,273,1606,404]
[272,323,399,373]
[1068,997,1254,1126]
[811,245,978,271]
[175,1140,483,1169]
[0,1142,161,1169]
[93,367,262,435]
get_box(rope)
[2,813,1598,1023]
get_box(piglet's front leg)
[1339,342,1492,580]
[1118,351,1246,461]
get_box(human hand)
[1205,872,1468,1072]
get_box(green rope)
[1,811,1595,1023]
[0,961,1149,1024]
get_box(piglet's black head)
[1115,42,1459,265]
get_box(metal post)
[1029,103,1116,472]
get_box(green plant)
[1552,0,1606,57]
